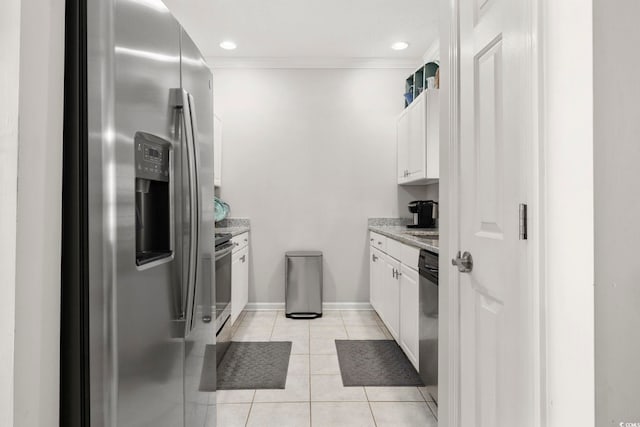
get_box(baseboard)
[245,302,373,311]
[245,302,285,311]
[322,302,373,311]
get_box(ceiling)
[162,0,439,66]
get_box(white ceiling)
[162,0,439,66]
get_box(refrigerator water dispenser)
[135,132,172,266]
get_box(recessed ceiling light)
[391,41,409,51]
[220,40,237,50]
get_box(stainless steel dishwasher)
[419,249,439,403]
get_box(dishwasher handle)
[419,267,439,285]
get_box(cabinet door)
[369,246,377,312]
[369,247,384,314]
[397,109,410,183]
[408,93,427,179]
[381,253,401,341]
[399,265,420,370]
[230,249,243,325]
[238,246,249,316]
[397,90,439,185]
[425,90,439,180]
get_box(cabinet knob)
[372,254,378,262]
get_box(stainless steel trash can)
[285,251,323,318]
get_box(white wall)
[543,1,594,426]
[214,68,436,304]
[13,0,65,425]
[0,0,22,424]
[594,1,640,425]
[422,39,440,64]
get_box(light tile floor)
[218,310,438,427]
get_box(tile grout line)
[426,400,438,422]
[246,310,274,427]
[363,387,379,427]
[268,310,278,340]
[243,390,255,427]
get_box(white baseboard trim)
[245,302,373,311]
[245,302,285,311]
[322,302,373,311]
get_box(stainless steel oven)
[214,233,233,364]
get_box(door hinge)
[519,203,528,240]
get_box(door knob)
[452,251,473,273]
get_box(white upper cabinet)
[213,114,222,187]
[397,109,410,182]
[397,90,439,185]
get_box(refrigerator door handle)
[186,91,202,334]
[173,88,200,334]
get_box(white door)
[458,0,535,425]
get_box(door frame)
[0,0,22,423]
[441,0,545,425]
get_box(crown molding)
[205,56,422,70]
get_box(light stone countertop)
[368,225,439,254]
[215,217,250,237]
[215,226,250,237]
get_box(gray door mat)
[335,340,424,387]
[217,341,292,390]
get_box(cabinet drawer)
[400,244,420,270]
[369,232,387,252]
[386,237,403,261]
[231,232,250,253]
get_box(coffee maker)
[408,200,438,229]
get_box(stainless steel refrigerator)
[60,0,216,425]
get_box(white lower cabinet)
[381,252,401,341]
[399,264,420,369]
[369,247,384,314]
[230,233,249,325]
[369,233,421,370]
